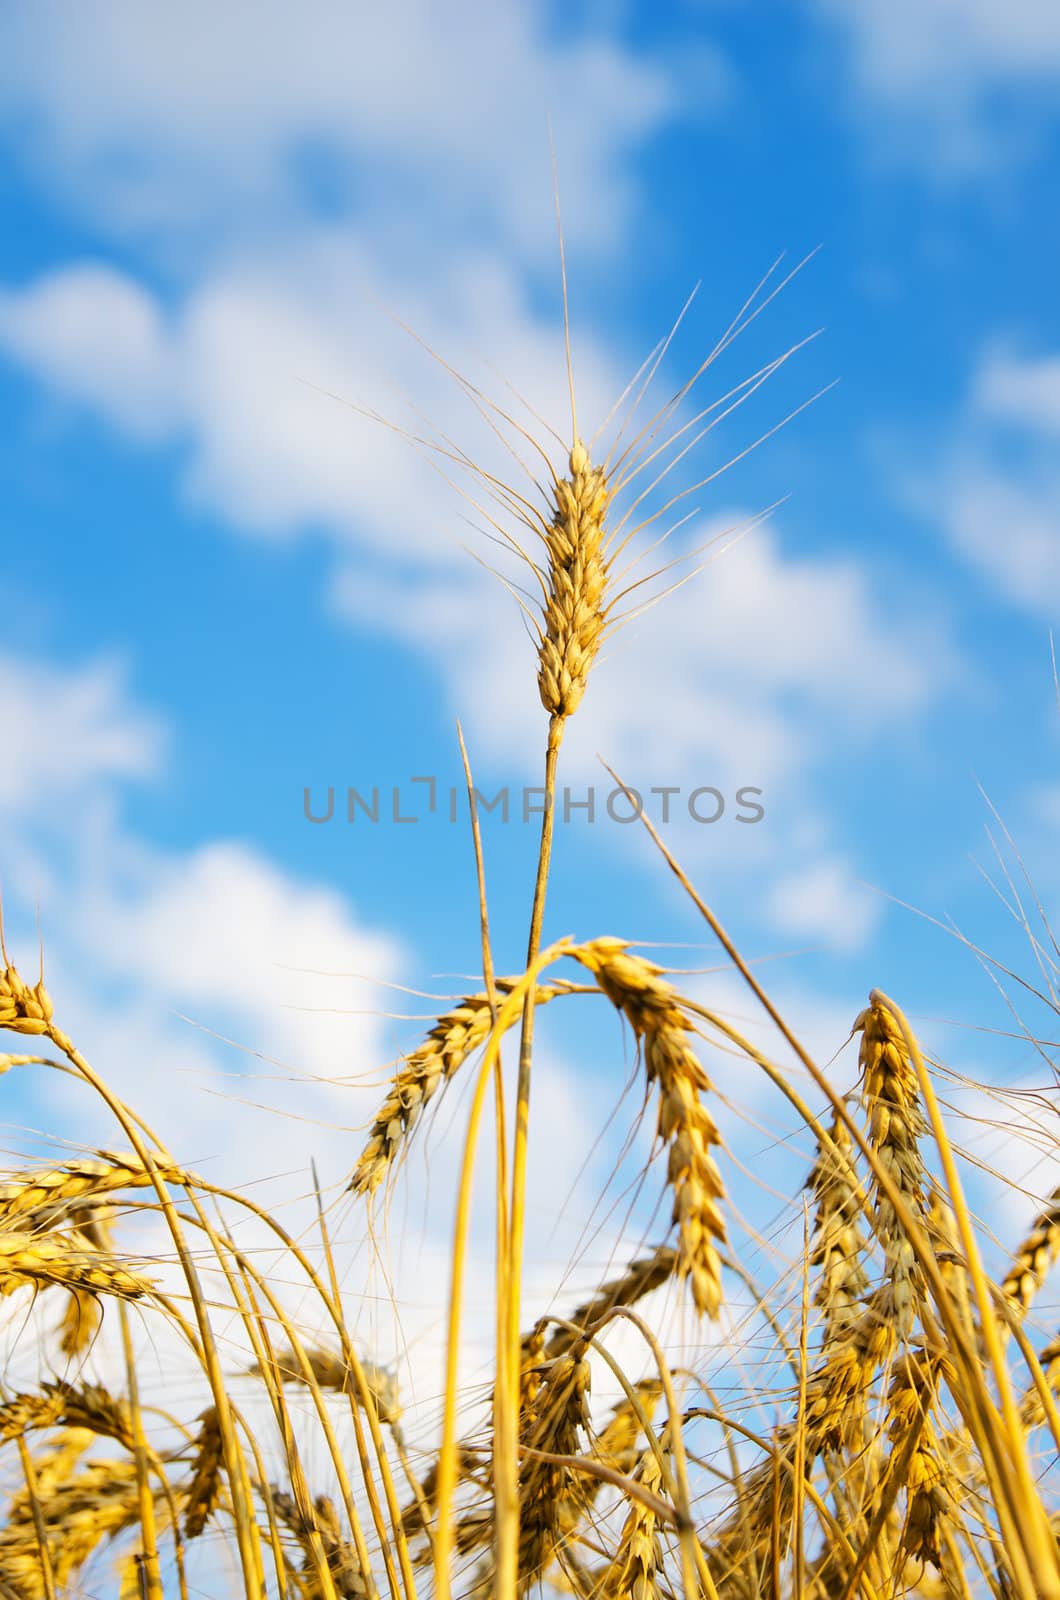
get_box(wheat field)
[1,264,1058,1600]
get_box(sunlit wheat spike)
[536,440,614,722]
[803,1289,897,1455]
[885,1348,951,1573]
[802,1440,901,1599]
[1003,1186,1060,1316]
[1020,1334,1060,1430]
[0,1458,141,1600]
[0,1380,133,1451]
[0,1391,67,1442]
[708,1289,899,1592]
[516,1343,593,1595]
[454,1322,556,1564]
[350,980,560,1195]
[570,939,726,1317]
[249,1344,403,1425]
[0,1230,153,1300]
[557,1379,664,1546]
[271,1487,374,1600]
[183,1404,224,1540]
[807,1109,869,1341]
[854,992,928,1333]
[0,1149,192,1233]
[595,1439,667,1600]
[545,1244,678,1359]
[0,960,54,1037]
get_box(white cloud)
[0,0,685,259]
[937,463,1060,615]
[81,837,404,1082]
[766,857,879,952]
[0,242,954,960]
[0,265,175,440]
[335,513,952,789]
[334,508,952,955]
[0,244,625,559]
[0,651,164,813]
[918,341,1060,615]
[974,345,1060,436]
[812,0,1060,172]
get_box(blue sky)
[1,0,1060,1408]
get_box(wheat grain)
[0,963,53,1038]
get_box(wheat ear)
[884,1349,950,1572]
[570,939,726,1317]
[807,1109,869,1343]
[0,1231,152,1301]
[0,1151,191,1232]
[1003,1187,1060,1317]
[250,1344,402,1426]
[545,1245,678,1360]
[350,982,560,1196]
[517,1342,593,1592]
[183,1405,224,1540]
[536,442,613,720]
[855,994,928,1332]
[595,1438,667,1600]
[0,1381,134,1452]
[0,961,54,1037]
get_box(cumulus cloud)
[0,0,691,259]
[973,344,1060,436]
[811,0,1060,173]
[0,237,955,958]
[0,242,626,557]
[0,651,165,813]
[81,837,404,1082]
[766,857,879,952]
[0,646,402,1172]
[335,512,953,800]
[915,340,1060,615]
[0,265,176,440]
[937,463,1060,615]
